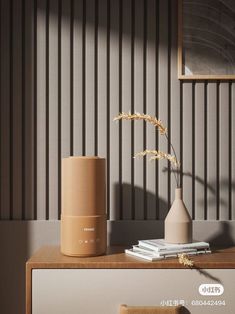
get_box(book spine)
[139,241,209,252]
[125,249,163,261]
[163,250,211,258]
[133,247,198,256]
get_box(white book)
[132,245,198,257]
[125,248,211,262]
[138,239,210,252]
[125,249,164,261]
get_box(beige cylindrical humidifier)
[61,156,107,257]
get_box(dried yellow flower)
[135,150,180,168]
[178,253,194,267]
[113,111,181,187]
[113,112,167,135]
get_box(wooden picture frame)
[178,0,235,80]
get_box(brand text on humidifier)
[83,227,95,232]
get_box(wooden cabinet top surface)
[26,246,235,269]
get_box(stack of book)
[125,239,211,261]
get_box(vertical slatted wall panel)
[207,83,217,220]
[232,83,235,220]
[170,0,180,204]
[195,83,205,220]
[24,0,35,219]
[0,0,10,219]
[0,0,235,222]
[182,83,193,217]
[146,0,156,219]
[85,0,95,156]
[97,0,108,215]
[97,0,107,158]
[121,0,132,220]
[73,0,83,156]
[12,0,22,219]
[48,0,58,219]
[36,0,47,220]
[158,0,169,219]
[220,83,230,220]
[61,0,71,159]
[109,0,120,220]
[134,0,144,220]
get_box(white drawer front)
[32,269,235,314]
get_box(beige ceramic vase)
[164,188,192,244]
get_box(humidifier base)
[61,214,107,257]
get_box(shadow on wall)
[40,0,166,46]
[109,183,168,245]
[0,222,28,314]
[113,182,169,220]
[206,221,235,249]
[110,181,235,249]
[163,167,235,213]
[0,221,60,314]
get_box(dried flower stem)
[164,133,180,187]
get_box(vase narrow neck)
[175,188,182,200]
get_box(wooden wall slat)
[109,0,120,220]
[61,0,71,158]
[97,0,108,216]
[118,0,122,218]
[232,83,235,220]
[24,0,35,219]
[121,0,132,219]
[36,0,47,220]
[146,0,156,219]
[170,0,180,204]
[97,0,107,158]
[219,83,230,220]
[12,0,22,219]
[85,0,95,155]
[134,0,144,220]
[73,0,83,156]
[195,83,206,220]
[182,83,193,217]
[0,0,11,219]
[48,0,58,220]
[207,83,217,220]
[57,0,61,219]
[158,0,169,219]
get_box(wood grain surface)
[27,245,235,270]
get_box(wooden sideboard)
[26,246,235,314]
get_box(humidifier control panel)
[77,225,101,245]
[78,238,100,245]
